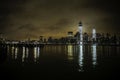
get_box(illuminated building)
[39,36,44,43]
[67,31,73,37]
[92,28,96,42]
[78,22,83,44]
[67,31,74,43]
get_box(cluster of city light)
[78,22,96,44]
[77,22,97,71]
[4,22,98,72]
[10,46,40,62]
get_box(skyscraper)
[78,22,83,44]
[92,28,96,41]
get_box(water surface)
[0,44,120,80]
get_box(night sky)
[0,0,119,40]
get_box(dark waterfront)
[0,44,120,80]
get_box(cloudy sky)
[0,0,119,40]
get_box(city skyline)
[0,0,120,40]
[0,21,120,41]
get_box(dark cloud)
[18,24,37,31]
[0,0,120,40]
[47,18,72,31]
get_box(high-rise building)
[39,36,43,43]
[67,31,73,37]
[92,28,96,41]
[78,22,83,44]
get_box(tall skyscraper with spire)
[78,22,83,44]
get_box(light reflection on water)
[67,45,73,60]
[91,44,97,66]
[26,48,29,58]
[15,47,18,59]
[3,44,120,72]
[11,46,14,58]
[78,44,84,72]
[34,47,40,62]
[22,47,25,62]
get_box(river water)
[0,44,120,80]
